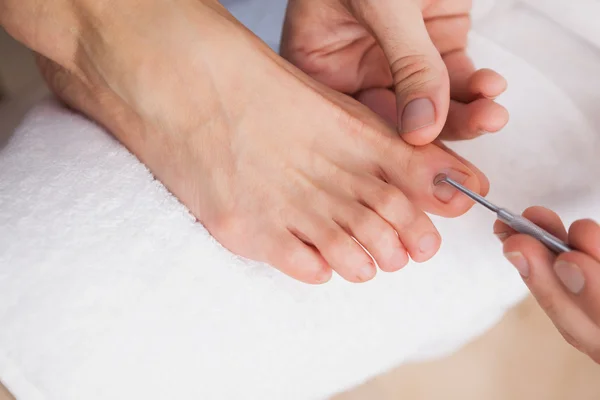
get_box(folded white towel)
[1,2,599,400]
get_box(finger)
[442,50,476,102]
[469,68,508,100]
[356,87,397,127]
[426,15,470,56]
[422,0,472,18]
[349,0,450,145]
[439,98,509,140]
[504,234,600,360]
[443,51,507,103]
[494,206,568,243]
[569,219,600,261]
[553,250,600,329]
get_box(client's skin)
[0,0,508,284]
[497,209,600,364]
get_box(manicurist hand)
[281,0,509,143]
[496,207,600,363]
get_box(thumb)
[348,0,450,145]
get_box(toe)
[377,138,485,217]
[357,177,441,263]
[262,231,333,285]
[434,141,490,197]
[294,215,377,283]
[440,99,509,140]
[335,202,409,272]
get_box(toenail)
[433,169,470,203]
[400,98,435,133]
[418,233,440,255]
[554,261,585,294]
[316,268,332,284]
[504,252,529,278]
[358,264,375,282]
[390,247,409,269]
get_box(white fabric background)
[0,1,599,399]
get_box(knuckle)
[389,55,438,96]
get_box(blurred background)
[0,28,43,102]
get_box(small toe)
[295,215,377,283]
[266,231,333,284]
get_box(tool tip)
[433,173,448,186]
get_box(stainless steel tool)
[434,174,572,254]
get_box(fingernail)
[433,169,470,203]
[495,232,510,241]
[418,233,440,255]
[400,98,435,133]
[358,264,375,282]
[390,248,409,269]
[554,261,585,294]
[504,251,530,278]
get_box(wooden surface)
[0,381,14,400]
[335,296,600,399]
[1,296,598,400]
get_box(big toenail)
[400,98,435,133]
[358,264,375,282]
[418,233,440,255]
[433,169,470,203]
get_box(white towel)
[1,2,599,400]
[521,0,600,49]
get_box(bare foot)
[281,0,509,142]
[35,0,488,284]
